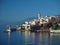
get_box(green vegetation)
[51,23,60,30]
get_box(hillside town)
[17,13,60,32]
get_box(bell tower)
[38,13,41,19]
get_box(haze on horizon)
[0,0,60,23]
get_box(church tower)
[38,13,41,19]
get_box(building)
[17,23,30,30]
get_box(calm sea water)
[0,26,60,45]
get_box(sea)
[0,25,60,45]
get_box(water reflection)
[8,32,11,45]
[24,32,50,45]
[6,31,60,45]
[50,33,60,45]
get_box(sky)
[0,0,60,23]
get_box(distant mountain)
[0,17,37,26]
[14,17,37,25]
[55,14,60,16]
[0,20,8,26]
[21,17,37,22]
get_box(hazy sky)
[0,0,60,23]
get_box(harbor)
[1,12,60,45]
[0,0,60,45]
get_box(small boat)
[3,25,17,32]
[6,29,11,32]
